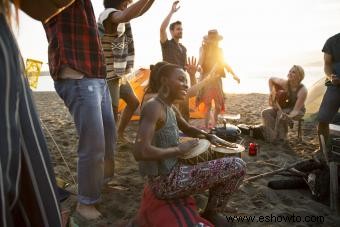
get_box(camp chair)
[320,133,340,214]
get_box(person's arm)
[173,107,234,146]
[186,56,198,86]
[110,0,151,24]
[324,53,340,86]
[268,77,286,106]
[133,101,198,161]
[173,107,210,138]
[324,53,334,81]
[137,0,155,16]
[160,1,180,43]
[224,62,239,83]
[288,86,308,118]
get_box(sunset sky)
[15,0,340,92]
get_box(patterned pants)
[148,157,246,212]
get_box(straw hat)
[180,139,211,159]
[203,29,223,42]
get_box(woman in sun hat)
[197,29,240,129]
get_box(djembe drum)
[179,139,245,165]
[210,144,245,159]
[179,139,213,165]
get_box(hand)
[233,75,240,84]
[185,56,198,77]
[170,1,180,14]
[178,138,199,153]
[331,74,340,86]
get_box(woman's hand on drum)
[178,138,199,154]
[206,134,221,146]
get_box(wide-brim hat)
[203,29,223,42]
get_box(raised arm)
[160,1,180,43]
[110,0,151,24]
[137,0,155,16]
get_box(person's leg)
[107,79,120,122]
[204,102,212,129]
[55,78,107,219]
[102,82,116,182]
[149,157,246,225]
[317,86,340,144]
[261,108,277,142]
[117,81,139,140]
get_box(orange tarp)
[118,68,205,120]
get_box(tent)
[305,78,327,115]
[118,68,206,120]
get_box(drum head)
[211,144,245,154]
[180,139,211,159]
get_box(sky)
[15,0,340,93]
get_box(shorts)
[107,78,134,111]
[317,85,340,123]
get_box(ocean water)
[34,66,324,94]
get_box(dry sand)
[33,91,340,227]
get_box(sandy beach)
[33,91,340,227]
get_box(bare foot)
[76,203,102,220]
[202,212,234,227]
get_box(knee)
[234,158,247,176]
[261,108,271,118]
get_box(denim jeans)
[54,78,116,204]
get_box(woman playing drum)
[133,62,246,226]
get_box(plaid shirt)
[43,0,106,80]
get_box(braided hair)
[145,61,180,94]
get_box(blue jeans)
[318,85,340,123]
[54,78,116,204]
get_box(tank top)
[139,98,180,176]
[286,82,305,112]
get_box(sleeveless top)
[139,98,180,177]
[286,82,305,112]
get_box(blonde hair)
[292,65,305,83]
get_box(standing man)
[43,0,116,220]
[317,33,340,146]
[160,1,197,121]
[160,1,186,69]
[98,0,155,144]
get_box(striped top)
[0,14,61,227]
[98,8,135,80]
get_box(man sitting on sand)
[133,62,246,226]
[262,65,308,143]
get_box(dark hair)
[169,21,182,31]
[103,0,125,9]
[145,61,179,94]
